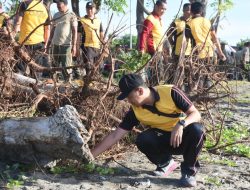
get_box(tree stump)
[0,105,93,167]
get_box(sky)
[22,0,250,46]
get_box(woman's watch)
[178,120,186,128]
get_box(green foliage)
[210,0,234,13]
[83,163,116,175]
[103,0,127,13]
[227,144,250,158]
[6,179,24,189]
[204,137,214,148]
[205,124,250,157]
[50,164,78,174]
[200,153,237,167]
[236,98,250,104]
[5,0,20,15]
[223,110,233,118]
[95,166,115,175]
[0,163,27,189]
[236,38,250,47]
[82,163,115,175]
[112,35,138,49]
[244,63,250,71]
[222,124,248,143]
[119,49,151,73]
[205,176,222,186]
[214,159,237,167]
[50,162,116,175]
[83,162,96,173]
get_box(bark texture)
[0,105,93,167]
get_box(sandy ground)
[0,81,250,190]
[2,151,249,190]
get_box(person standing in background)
[13,0,50,77]
[14,0,49,52]
[138,0,167,56]
[185,2,225,61]
[48,0,77,82]
[138,0,167,85]
[185,2,226,88]
[77,1,104,75]
[168,3,192,62]
[242,42,250,68]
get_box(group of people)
[219,41,250,80]
[0,0,103,81]
[234,42,250,80]
[140,0,226,61]
[0,0,227,82]
[136,0,227,87]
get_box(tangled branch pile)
[0,31,129,155]
[0,29,235,159]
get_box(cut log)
[0,105,93,167]
[12,73,42,86]
[9,73,75,95]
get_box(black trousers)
[81,46,100,74]
[16,42,50,77]
[135,122,205,176]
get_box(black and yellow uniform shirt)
[18,0,48,45]
[0,14,4,28]
[0,12,8,28]
[169,17,192,56]
[139,13,164,55]
[78,16,103,49]
[119,85,192,132]
[185,16,214,59]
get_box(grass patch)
[205,124,250,158]
[0,162,118,189]
[205,176,222,186]
[200,153,237,167]
[223,110,234,118]
[227,80,250,87]
[235,98,250,104]
[0,163,33,189]
[50,162,116,175]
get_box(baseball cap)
[86,1,96,9]
[117,74,144,100]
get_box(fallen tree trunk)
[0,105,93,167]
[10,73,78,94]
[12,73,42,86]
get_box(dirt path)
[1,81,250,190]
[2,150,249,190]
